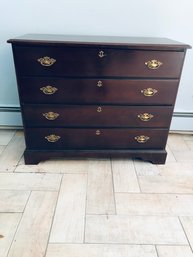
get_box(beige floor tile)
[15,157,89,174]
[167,133,190,152]
[0,130,16,145]
[0,190,30,212]
[134,159,160,176]
[156,245,193,257]
[86,160,115,214]
[139,162,193,194]
[0,173,62,191]
[116,193,193,215]
[138,175,193,193]
[50,173,87,243]
[46,243,157,257]
[180,216,193,249]
[85,215,187,244]
[182,134,193,141]
[112,159,140,193]
[186,140,193,150]
[165,145,177,163]
[0,213,21,257]
[157,162,193,176]
[172,150,193,162]
[7,191,57,257]
[0,131,25,172]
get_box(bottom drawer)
[25,128,168,150]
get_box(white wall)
[0,0,193,129]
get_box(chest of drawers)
[8,34,191,164]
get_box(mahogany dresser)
[8,34,191,164]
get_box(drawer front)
[25,128,168,150]
[23,105,173,128]
[13,46,185,78]
[18,78,179,105]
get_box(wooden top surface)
[7,34,191,50]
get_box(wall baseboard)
[0,107,193,132]
[170,112,193,131]
[0,107,22,128]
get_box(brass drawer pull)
[38,56,56,66]
[43,112,59,120]
[145,59,163,69]
[141,88,158,97]
[138,113,154,121]
[97,81,103,87]
[97,106,102,112]
[40,85,58,95]
[45,134,61,143]
[98,51,106,58]
[96,130,101,135]
[135,135,150,143]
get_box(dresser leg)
[137,152,167,164]
[23,149,167,165]
[24,150,44,165]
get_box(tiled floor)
[0,130,193,257]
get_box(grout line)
[178,216,193,253]
[110,192,193,195]
[155,245,160,257]
[47,241,190,246]
[12,170,88,175]
[0,189,60,192]
[183,137,192,151]
[1,188,193,195]
[83,169,89,243]
[167,144,178,162]
[0,130,17,160]
[6,190,32,257]
[85,213,190,217]
[43,174,64,257]
[110,158,117,215]
[0,131,25,173]
[85,215,193,219]
[133,158,142,193]
[14,153,24,172]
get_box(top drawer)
[12,46,185,78]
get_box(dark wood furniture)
[8,34,191,164]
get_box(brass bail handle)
[45,134,61,143]
[38,56,56,66]
[138,113,154,121]
[141,88,158,97]
[43,112,59,120]
[135,135,150,143]
[40,85,58,95]
[145,59,163,69]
